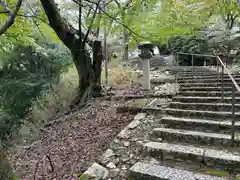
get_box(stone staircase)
[130,66,240,180]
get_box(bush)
[167,36,209,65]
[0,41,72,141]
[156,43,169,55]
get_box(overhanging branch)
[83,0,101,45]
[0,0,23,35]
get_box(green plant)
[0,40,72,141]
[168,36,208,65]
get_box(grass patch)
[103,58,140,89]
[198,168,229,177]
[132,99,148,107]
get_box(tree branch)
[83,0,101,45]
[26,1,48,44]
[82,0,148,40]
[79,0,82,49]
[0,0,23,35]
[99,6,147,40]
[39,0,76,49]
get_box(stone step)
[173,96,240,104]
[165,108,240,119]
[161,116,240,133]
[169,102,240,111]
[166,66,216,71]
[179,82,235,87]
[143,142,240,171]
[180,86,232,91]
[130,162,227,180]
[178,74,240,80]
[177,78,240,83]
[151,127,240,147]
[176,72,223,76]
[179,91,235,97]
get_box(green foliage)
[203,0,240,30]
[168,36,208,65]
[0,39,72,141]
[156,43,169,54]
[78,173,90,180]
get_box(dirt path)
[9,99,135,180]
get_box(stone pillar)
[142,59,150,90]
[138,46,153,90]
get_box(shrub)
[167,36,209,65]
[0,41,72,141]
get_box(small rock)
[121,165,127,170]
[117,128,130,139]
[149,157,159,165]
[84,162,109,179]
[131,138,138,142]
[129,154,134,159]
[106,162,116,169]
[121,155,130,162]
[123,141,130,147]
[143,139,150,143]
[127,120,141,129]
[112,158,120,165]
[101,149,115,164]
[136,141,144,146]
[129,158,137,165]
[109,168,120,178]
[134,113,146,120]
[113,138,120,144]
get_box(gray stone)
[117,128,130,139]
[152,127,240,146]
[136,141,144,146]
[106,162,116,169]
[130,162,227,180]
[144,142,240,166]
[122,165,127,170]
[127,120,141,129]
[84,162,109,179]
[134,113,146,121]
[112,158,120,165]
[121,154,130,162]
[149,158,159,165]
[109,168,120,178]
[123,141,130,147]
[101,149,115,164]
[113,138,121,144]
[131,138,138,142]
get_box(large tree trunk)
[72,48,94,103]
[92,40,103,97]
[71,41,103,104]
[40,0,103,104]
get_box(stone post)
[139,48,152,90]
[142,58,150,90]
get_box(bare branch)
[26,1,48,44]
[0,0,23,35]
[83,0,101,45]
[81,0,148,40]
[99,6,147,39]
